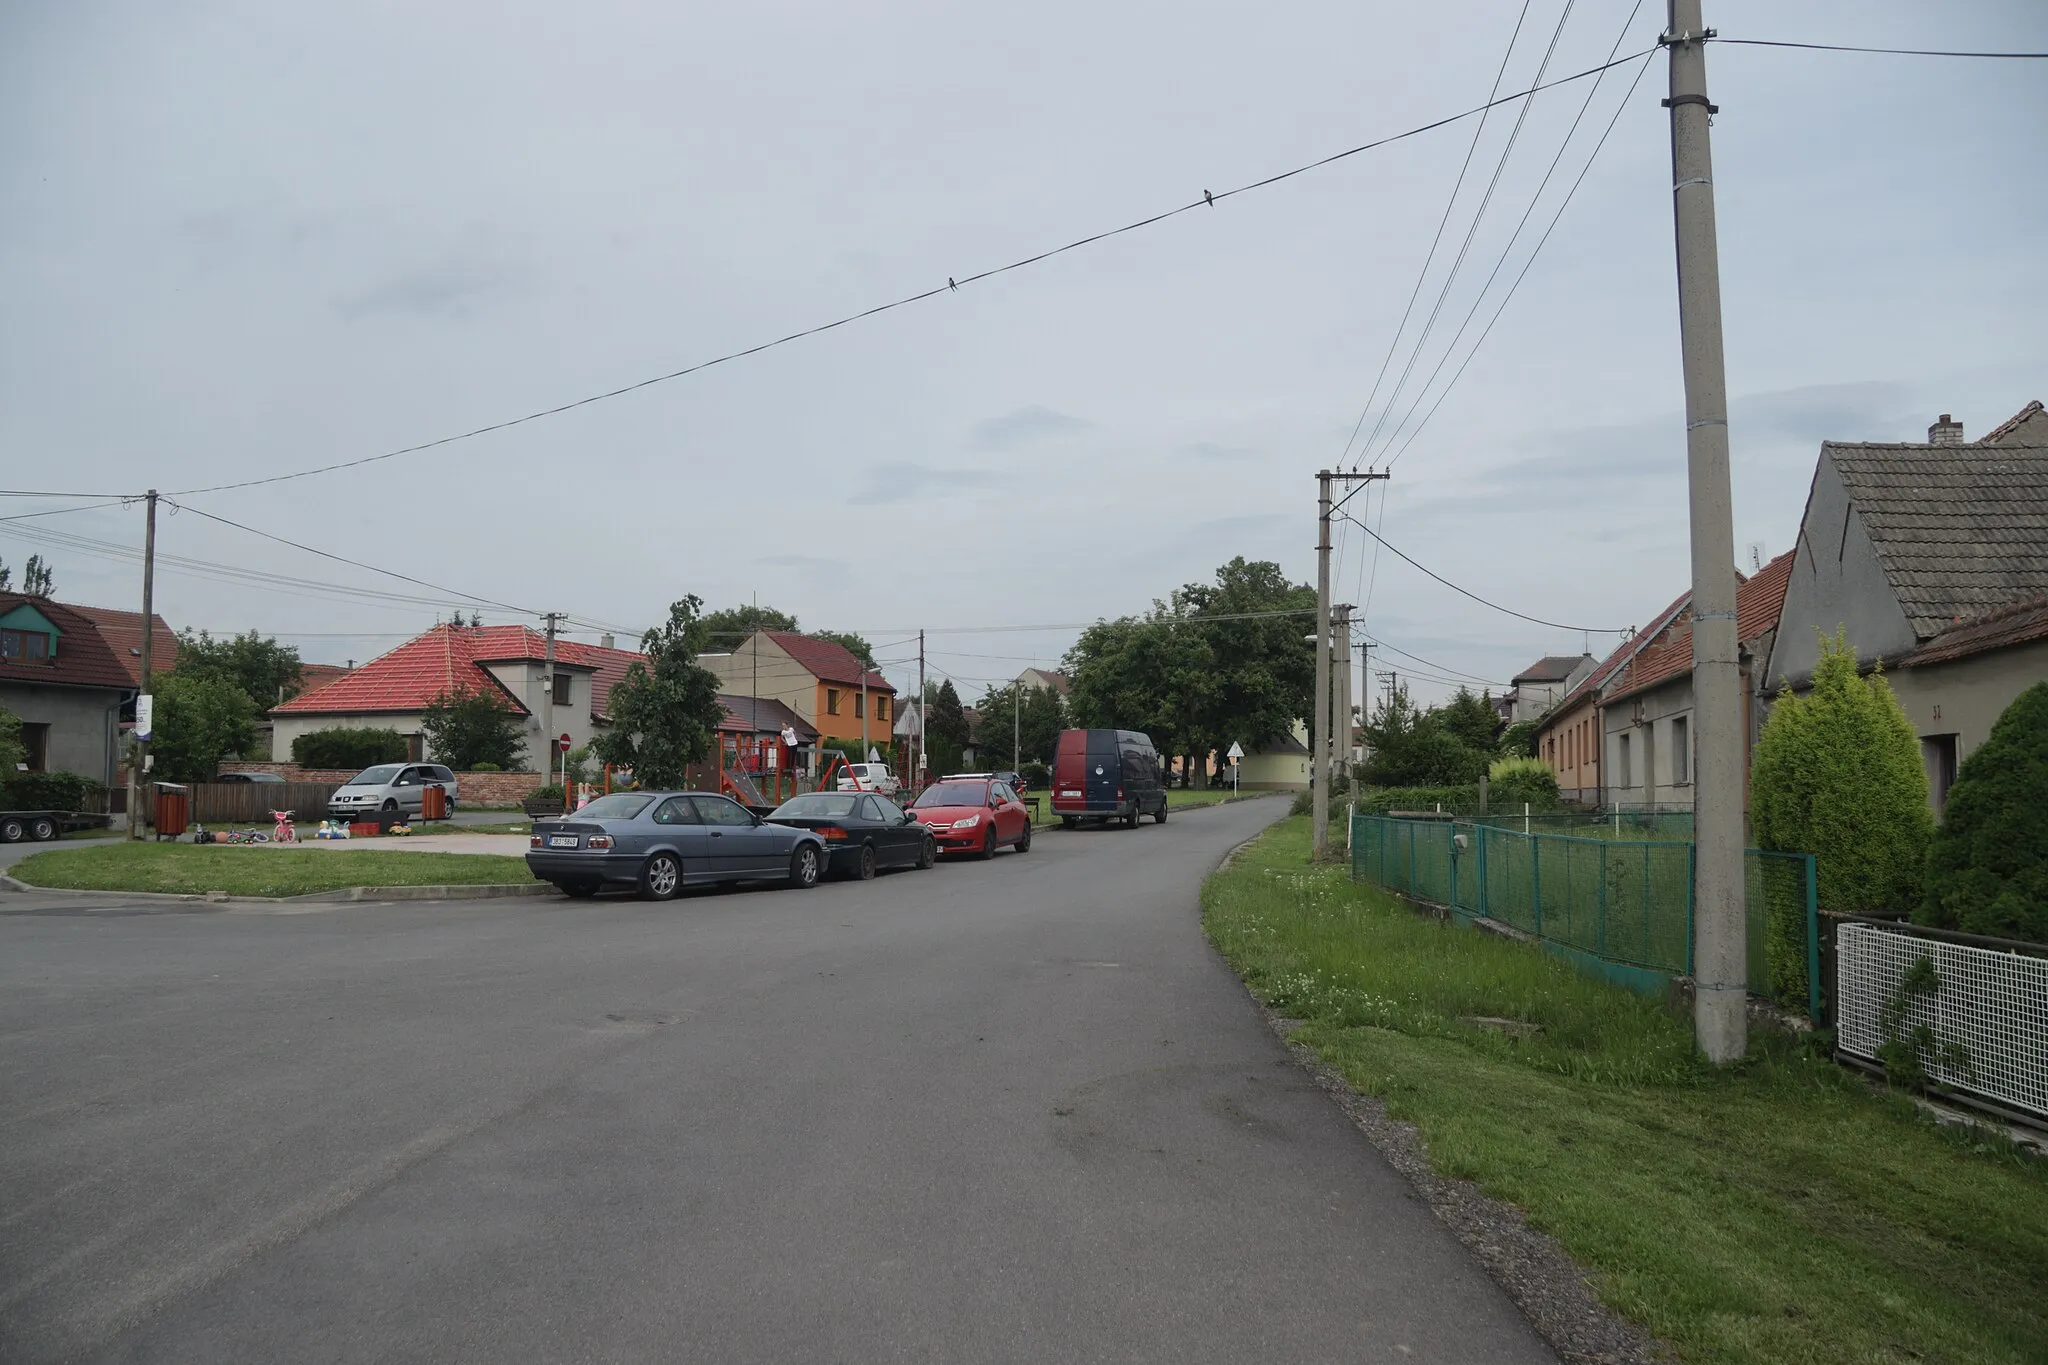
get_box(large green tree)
[1751,629,1931,914]
[592,596,726,789]
[149,672,259,781]
[1063,613,1214,760]
[976,680,1068,768]
[1437,687,1501,756]
[175,629,304,709]
[700,603,799,649]
[421,683,526,771]
[923,679,973,774]
[1921,681,2048,942]
[1170,557,1316,770]
[1362,683,1490,786]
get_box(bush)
[1491,763,1561,811]
[1357,784,1480,816]
[468,761,502,773]
[1751,629,1931,914]
[1921,681,2048,942]
[527,784,566,805]
[1,770,104,812]
[293,727,408,771]
[1019,760,1051,791]
[1289,789,1314,817]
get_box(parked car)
[1051,729,1167,827]
[834,761,901,796]
[217,772,285,784]
[909,777,1031,858]
[528,791,826,899]
[325,763,460,820]
[943,770,1030,795]
[766,791,934,879]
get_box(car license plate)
[548,836,579,849]
[1061,790,1080,798]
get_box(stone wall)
[219,762,546,805]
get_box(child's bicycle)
[269,810,298,843]
[220,825,268,844]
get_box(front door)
[692,795,773,874]
[862,794,917,866]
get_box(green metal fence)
[1351,814,1819,1018]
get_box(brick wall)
[219,762,546,805]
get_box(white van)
[834,762,901,796]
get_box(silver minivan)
[326,763,460,820]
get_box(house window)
[854,692,865,719]
[552,672,572,705]
[1618,732,1632,789]
[1,629,51,661]
[876,695,889,724]
[1672,716,1689,784]
[19,722,50,772]
[826,688,841,715]
[1923,735,1958,815]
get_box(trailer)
[0,810,106,844]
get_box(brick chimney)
[1928,413,1965,445]
[600,633,615,650]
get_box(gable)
[0,602,63,638]
[1768,454,1918,688]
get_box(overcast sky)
[4,1,2043,708]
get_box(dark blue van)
[1051,728,1167,827]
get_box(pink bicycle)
[269,810,298,843]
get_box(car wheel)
[382,799,399,812]
[980,826,997,860]
[789,844,821,890]
[1126,806,1140,828]
[1153,804,1168,824]
[1016,822,1032,854]
[560,879,601,898]
[857,843,877,881]
[917,836,936,870]
[638,852,682,901]
[0,817,24,844]
[29,816,58,842]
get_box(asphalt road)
[0,797,1554,1364]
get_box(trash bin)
[154,783,191,841]
[420,783,448,821]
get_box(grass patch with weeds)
[1204,816,2048,1365]
[12,842,535,898]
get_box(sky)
[4,0,2044,709]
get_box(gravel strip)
[1253,1000,1670,1365]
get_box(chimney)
[1928,413,1964,445]
[600,633,615,650]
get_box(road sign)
[135,694,154,742]
[1225,741,1244,761]
[868,748,881,763]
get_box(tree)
[175,630,304,708]
[1170,557,1316,769]
[421,683,527,771]
[292,727,407,770]
[1362,683,1490,786]
[1921,681,2048,942]
[813,630,877,669]
[700,603,799,650]
[923,679,972,774]
[1437,688,1501,756]
[1750,628,1931,914]
[0,555,55,596]
[592,596,726,789]
[977,680,1068,768]
[1499,719,1540,758]
[148,673,259,781]
[0,705,24,778]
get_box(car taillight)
[529,834,542,847]
[588,834,614,850]
[1116,787,1124,799]
[816,825,849,840]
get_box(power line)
[125,47,1656,500]
[1713,38,2048,59]
[1358,636,1506,688]
[1336,509,1627,632]
[0,498,136,524]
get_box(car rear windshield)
[350,765,404,785]
[572,793,656,821]
[773,794,859,819]
[914,782,988,808]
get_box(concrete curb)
[0,873,554,905]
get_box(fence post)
[1478,825,1489,918]
[1408,824,1416,896]
[1531,834,1543,939]
[1598,840,1608,960]
[1685,843,1697,977]
[1804,853,1822,1023]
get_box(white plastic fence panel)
[1836,922,2048,1122]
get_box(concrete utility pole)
[1665,0,1746,1063]
[916,631,926,789]
[127,490,158,841]
[1332,603,1353,839]
[541,612,560,795]
[1312,470,1386,858]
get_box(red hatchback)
[910,777,1032,859]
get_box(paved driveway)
[0,797,1552,1364]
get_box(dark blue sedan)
[527,791,826,900]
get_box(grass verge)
[11,843,535,898]
[1204,816,2048,1365]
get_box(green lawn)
[11,843,535,898]
[1205,816,2048,1365]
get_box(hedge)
[1921,681,2048,943]
[1,770,106,813]
[291,727,409,771]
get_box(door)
[692,795,777,875]
[1084,731,1119,809]
[651,797,712,878]
[862,794,917,866]
[988,783,1025,843]
[394,766,429,812]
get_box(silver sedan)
[527,791,827,899]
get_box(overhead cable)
[1337,510,1626,632]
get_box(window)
[552,672,572,705]
[653,797,698,825]
[20,722,50,772]
[693,796,755,827]
[854,692,865,719]
[876,696,889,723]
[826,688,841,715]
[0,629,51,661]
[1923,735,1959,815]
[857,795,884,821]
[1618,733,1632,789]
[1672,716,1690,785]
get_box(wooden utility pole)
[1665,0,1746,1062]
[127,490,158,841]
[1313,470,1386,858]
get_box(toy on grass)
[270,810,298,843]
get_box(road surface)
[0,796,1553,1363]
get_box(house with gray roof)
[1767,402,2048,812]
[1501,653,1595,724]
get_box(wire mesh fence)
[1352,814,1819,1017]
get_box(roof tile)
[64,605,178,686]
[272,624,540,716]
[0,594,135,691]
[761,631,892,691]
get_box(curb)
[0,873,554,905]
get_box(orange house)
[702,630,896,750]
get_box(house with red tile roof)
[1767,401,2048,813]
[1534,589,1692,806]
[269,623,614,770]
[1,593,137,784]
[700,631,897,752]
